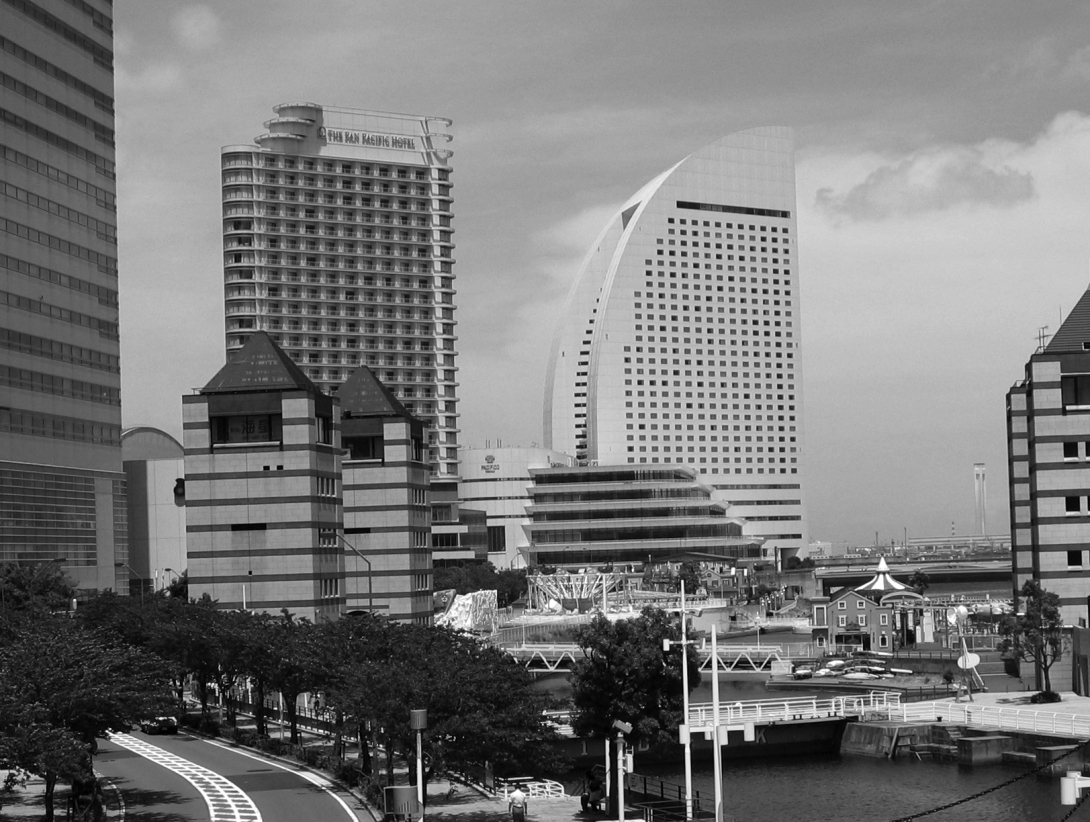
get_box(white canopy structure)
[855,557,909,593]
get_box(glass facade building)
[0,0,126,592]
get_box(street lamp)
[336,533,373,614]
[663,580,695,820]
[123,564,145,605]
[163,567,180,591]
[612,720,632,822]
[410,709,427,822]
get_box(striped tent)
[854,557,908,593]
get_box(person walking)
[509,784,528,822]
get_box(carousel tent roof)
[854,557,909,593]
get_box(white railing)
[546,692,900,737]
[500,778,568,799]
[880,700,1090,737]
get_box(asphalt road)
[94,731,367,822]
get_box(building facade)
[459,446,573,569]
[543,127,807,558]
[525,464,759,570]
[221,103,460,482]
[1007,289,1090,624]
[121,427,186,594]
[0,0,126,593]
[339,365,432,623]
[183,333,344,620]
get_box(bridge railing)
[879,700,1090,737]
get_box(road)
[94,730,367,822]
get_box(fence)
[879,700,1090,737]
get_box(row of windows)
[1,143,115,210]
[0,289,119,340]
[0,179,116,241]
[0,70,114,146]
[0,33,113,112]
[1,251,117,306]
[5,0,113,71]
[0,106,114,178]
[224,152,442,181]
[625,459,798,475]
[0,364,119,405]
[0,408,120,446]
[1,217,116,275]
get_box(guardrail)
[546,692,901,737]
[878,700,1090,737]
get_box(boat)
[889,668,913,676]
[843,672,879,680]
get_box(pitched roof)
[202,331,318,394]
[1045,288,1090,354]
[337,365,413,419]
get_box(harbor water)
[642,753,1070,822]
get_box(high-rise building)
[1007,288,1090,625]
[221,104,461,481]
[544,127,807,559]
[0,0,127,593]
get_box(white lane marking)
[203,740,361,822]
[109,733,261,822]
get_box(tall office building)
[0,0,127,593]
[1007,288,1090,625]
[221,104,461,481]
[544,127,807,559]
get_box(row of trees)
[0,564,562,819]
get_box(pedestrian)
[509,784,528,822]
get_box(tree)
[0,617,174,820]
[675,562,701,594]
[908,569,930,595]
[569,608,700,752]
[432,562,527,608]
[0,561,74,614]
[999,580,1068,695]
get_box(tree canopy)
[569,607,700,753]
[1000,579,1068,695]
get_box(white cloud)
[814,144,1035,221]
[171,5,222,51]
[115,62,184,93]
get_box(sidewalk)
[1,772,121,821]
[425,777,591,822]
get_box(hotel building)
[1007,289,1090,625]
[543,127,807,559]
[221,103,460,481]
[0,0,127,592]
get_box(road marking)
[109,733,261,822]
[203,740,362,822]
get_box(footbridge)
[546,691,902,737]
[502,642,798,674]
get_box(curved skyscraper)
[544,127,807,559]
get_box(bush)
[254,735,287,757]
[360,775,386,809]
[332,758,363,787]
[1030,690,1063,704]
[942,670,955,685]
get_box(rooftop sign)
[318,127,416,150]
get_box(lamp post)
[123,564,145,605]
[336,533,373,614]
[612,720,632,822]
[163,567,180,591]
[662,580,694,820]
[411,709,427,822]
[711,624,723,822]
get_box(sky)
[112,1,1090,547]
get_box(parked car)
[139,716,179,735]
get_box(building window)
[1068,550,1084,568]
[856,599,865,609]
[1062,375,1090,410]
[1067,496,1082,515]
[837,615,846,627]
[879,613,889,626]
[316,414,333,445]
[1065,442,1079,460]
[878,635,889,648]
[858,616,867,627]
[837,600,846,610]
[211,414,282,444]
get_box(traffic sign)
[957,652,981,670]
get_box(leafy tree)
[908,569,930,595]
[267,612,322,744]
[0,561,74,614]
[676,562,701,594]
[569,607,700,752]
[0,617,173,820]
[999,580,1068,695]
[433,562,527,608]
[165,569,189,600]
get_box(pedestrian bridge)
[545,691,902,737]
[503,642,794,674]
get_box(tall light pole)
[612,720,632,822]
[411,709,427,822]
[123,564,145,606]
[336,533,373,614]
[163,567,180,591]
[711,624,723,822]
[663,580,694,819]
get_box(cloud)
[171,6,222,51]
[114,63,184,93]
[814,145,1035,221]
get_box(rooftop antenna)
[1036,325,1051,353]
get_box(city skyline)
[113,1,1090,545]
